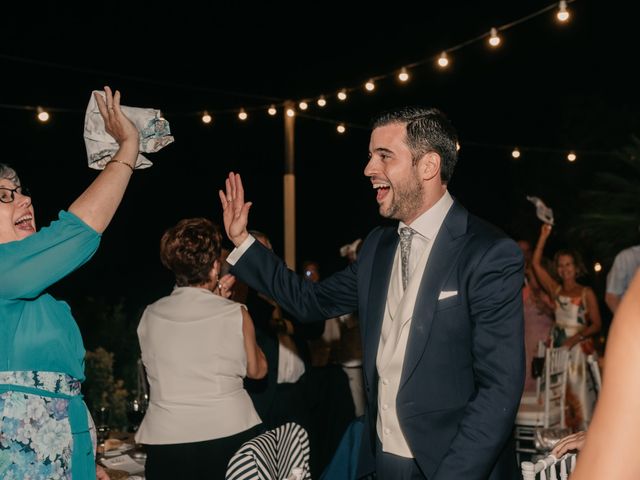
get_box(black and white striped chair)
[521,452,577,479]
[225,422,311,480]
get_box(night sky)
[1,1,637,320]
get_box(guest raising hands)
[532,223,601,430]
[0,86,138,480]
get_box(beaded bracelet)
[106,159,135,173]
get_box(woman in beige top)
[136,217,267,480]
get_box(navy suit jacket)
[231,200,525,479]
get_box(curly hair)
[159,218,222,287]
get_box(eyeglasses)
[0,186,31,204]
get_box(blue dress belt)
[0,383,96,480]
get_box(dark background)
[1,1,637,332]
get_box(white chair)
[515,346,569,463]
[521,452,577,480]
[225,422,311,480]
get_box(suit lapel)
[400,201,469,390]
[363,227,397,386]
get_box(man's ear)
[420,151,441,181]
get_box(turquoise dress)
[0,210,101,479]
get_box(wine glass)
[96,406,111,447]
[126,399,146,432]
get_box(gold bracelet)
[106,159,135,173]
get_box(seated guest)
[136,218,267,480]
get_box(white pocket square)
[438,290,458,300]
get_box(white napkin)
[84,90,174,169]
[526,195,554,225]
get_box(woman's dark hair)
[160,218,222,286]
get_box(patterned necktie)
[399,227,416,291]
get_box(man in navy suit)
[220,107,525,479]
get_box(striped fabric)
[225,422,311,480]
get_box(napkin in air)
[526,195,554,225]
[84,90,174,169]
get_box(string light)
[286,107,295,117]
[4,1,579,136]
[201,111,212,124]
[337,124,346,134]
[511,147,521,159]
[398,68,410,82]
[557,1,570,22]
[488,27,501,47]
[567,151,577,162]
[437,52,449,68]
[594,262,602,273]
[36,106,49,123]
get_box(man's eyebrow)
[373,147,394,155]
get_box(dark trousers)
[144,424,262,480]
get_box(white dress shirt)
[376,190,453,457]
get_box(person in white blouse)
[135,217,267,480]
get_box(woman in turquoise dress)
[0,86,139,480]
[532,223,602,431]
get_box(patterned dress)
[0,211,101,479]
[552,289,597,431]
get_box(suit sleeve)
[231,240,359,323]
[434,238,525,479]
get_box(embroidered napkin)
[84,90,174,169]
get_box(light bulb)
[557,0,570,22]
[488,27,501,47]
[337,90,347,101]
[299,101,308,110]
[238,109,248,121]
[398,68,409,82]
[201,111,212,124]
[317,97,327,107]
[268,105,277,116]
[337,124,346,134]
[567,151,577,162]
[594,262,602,273]
[437,52,449,68]
[286,108,295,117]
[36,107,49,123]
[365,80,375,92]
[512,148,521,159]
